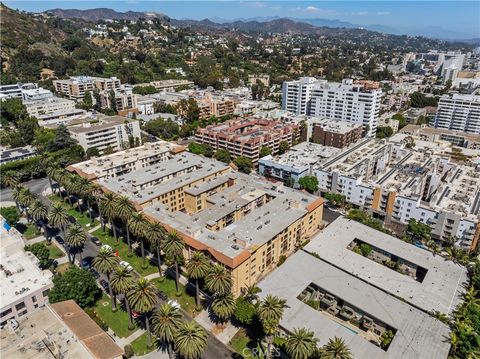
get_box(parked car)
[99,279,109,292]
[81,257,93,269]
[158,291,168,301]
[168,299,180,309]
[119,261,133,272]
[55,236,64,245]
[100,244,113,253]
[91,236,101,246]
[89,268,100,279]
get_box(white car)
[168,299,180,309]
[100,244,113,253]
[119,261,133,272]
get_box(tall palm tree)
[128,278,158,348]
[1,172,18,188]
[18,187,36,220]
[110,266,135,330]
[115,196,135,251]
[152,303,184,359]
[63,173,79,207]
[210,293,236,323]
[53,169,69,200]
[64,223,88,264]
[77,177,95,223]
[93,247,120,311]
[128,212,148,265]
[186,251,210,307]
[12,185,25,212]
[174,320,208,359]
[49,203,70,238]
[100,192,118,239]
[45,164,58,194]
[285,328,318,359]
[145,222,166,276]
[30,200,48,235]
[321,337,352,359]
[163,231,185,293]
[205,263,231,296]
[243,284,262,304]
[257,295,287,359]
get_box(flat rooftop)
[0,305,92,359]
[308,117,363,134]
[69,141,177,179]
[143,171,322,261]
[0,218,53,308]
[260,142,341,171]
[258,250,451,359]
[67,115,137,134]
[303,217,468,314]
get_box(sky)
[4,1,480,39]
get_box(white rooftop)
[303,217,468,314]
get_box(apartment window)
[15,302,26,311]
[1,308,12,317]
[32,296,37,303]
[42,289,50,298]
[18,310,28,317]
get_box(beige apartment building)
[53,76,121,100]
[98,89,138,116]
[68,142,324,296]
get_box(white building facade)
[434,94,480,134]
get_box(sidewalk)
[114,328,145,347]
[194,310,240,345]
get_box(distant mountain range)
[45,8,479,42]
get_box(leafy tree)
[407,218,431,241]
[298,176,318,194]
[392,113,407,129]
[214,149,231,163]
[380,330,395,349]
[188,142,206,155]
[86,147,100,159]
[234,156,252,174]
[174,321,208,359]
[51,124,76,150]
[0,98,28,123]
[259,146,272,158]
[49,266,101,308]
[376,126,393,139]
[285,177,295,188]
[285,327,318,359]
[278,141,290,155]
[346,209,387,233]
[0,206,20,226]
[33,128,55,151]
[25,242,50,268]
[323,192,346,207]
[178,98,200,123]
[144,118,180,140]
[409,92,438,108]
[234,297,256,325]
[132,85,157,95]
[358,243,372,257]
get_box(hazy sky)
[5,1,480,38]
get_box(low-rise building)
[258,250,451,359]
[259,138,480,248]
[98,89,138,116]
[304,217,467,314]
[248,74,270,87]
[53,76,121,100]
[195,117,300,165]
[67,115,141,154]
[0,82,37,100]
[134,79,194,92]
[21,88,53,102]
[400,124,480,149]
[307,118,364,148]
[0,217,53,325]
[68,143,324,296]
[1,301,124,359]
[0,145,38,164]
[24,97,76,118]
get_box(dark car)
[99,279,109,292]
[91,236,101,246]
[89,268,100,279]
[158,291,168,301]
[81,257,93,269]
[55,236,64,245]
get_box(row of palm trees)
[92,247,208,359]
[10,182,89,265]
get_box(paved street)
[0,177,50,202]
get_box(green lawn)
[92,228,158,277]
[56,262,73,274]
[40,241,65,259]
[153,277,198,315]
[48,194,98,228]
[229,330,266,358]
[130,332,157,356]
[94,294,136,338]
[17,223,41,240]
